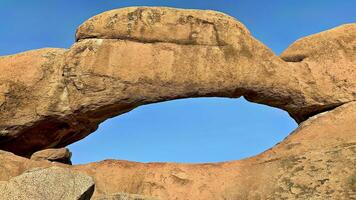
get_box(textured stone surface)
[281,23,356,116]
[93,192,159,200]
[0,48,70,156]
[0,166,94,200]
[30,148,72,164]
[0,7,354,157]
[0,102,355,199]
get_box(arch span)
[0,7,354,157]
[68,97,297,164]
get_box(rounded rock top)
[75,6,250,46]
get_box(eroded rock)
[1,7,355,156]
[30,148,72,165]
[0,101,354,199]
[281,23,356,119]
[0,48,72,156]
[0,166,94,200]
[70,103,356,199]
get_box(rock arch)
[68,97,297,164]
[0,6,355,200]
[0,7,354,155]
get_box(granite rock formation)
[0,101,354,199]
[0,6,355,200]
[0,7,354,156]
[0,166,94,200]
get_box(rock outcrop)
[0,166,94,200]
[30,148,72,164]
[0,6,355,200]
[281,23,356,117]
[0,101,354,199]
[72,102,356,200]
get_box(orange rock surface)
[0,7,355,200]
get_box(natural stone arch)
[0,6,355,200]
[0,7,354,157]
[0,101,355,199]
[68,97,297,164]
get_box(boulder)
[0,150,52,181]
[0,166,94,200]
[0,7,354,157]
[30,147,72,164]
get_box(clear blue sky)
[1,1,355,164]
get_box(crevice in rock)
[76,36,227,47]
[281,54,307,62]
[302,101,354,122]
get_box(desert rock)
[0,166,94,200]
[0,7,355,156]
[0,101,354,199]
[0,6,355,200]
[30,147,72,164]
[281,23,356,115]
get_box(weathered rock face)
[0,101,354,199]
[73,7,355,121]
[0,166,94,200]
[0,7,355,156]
[0,48,74,156]
[30,148,72,164]
[281,24,356,116]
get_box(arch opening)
[68,97,297,164]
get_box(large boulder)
[0,7,354,157]
[0,166,94,200]
[30,147,72,165]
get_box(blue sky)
[1,1,355,164]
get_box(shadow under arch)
[69,97,297,164]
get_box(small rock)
[31,148,72,165]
